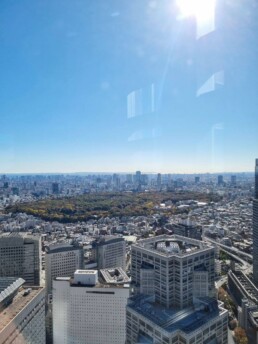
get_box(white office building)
[53,269,129,344]
[45,243,84,297]
[0,277,45,344]
[45,243,84,343]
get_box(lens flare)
[177,0,216,22]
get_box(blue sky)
[0,0,257,173]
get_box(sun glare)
[177,0,216,22]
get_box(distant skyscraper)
[126,174,133,184]
[141,174,148,185]
[135,171,141,184]
[157,173,162,188]
[112,173,120,188]
[0,277,45,344]
[195,176,200,184]
[53,269,129,344]
[126,235,228,343]
[0,233,41,285]
[52,182,59,194]
[218,175,224,186]
[231,175,237,185]
[253,159,258,285]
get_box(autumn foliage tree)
[234,327,248,344]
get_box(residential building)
[0,277,45,344]
[0,233,41,285]
[52,269,129,344]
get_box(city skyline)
[1,0,257,173]
[0,169,255,176]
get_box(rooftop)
[0,277,25,306]
[100,267,130,284]
[93,235,124,247]
[0,285,44,333]
[128,295,227,334]
[134,235,212,257]
[45,243,81,254]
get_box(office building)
[45,243,84,297]
[0,233,41,285]
[231,175,237,185]
[135,171,141,185]
[92,236,126,270]
[126,174,133,184]
[217,175,224,186]
[45,243,84,343]
[157,173,162,188]
[112,174,120,188]
[171,220,202,240]
[53,269,129,344]
[126,235,228,343]
[0,277,45,344]
[195,176,200,184]
[52,182,59,194]
[253,159,258,285]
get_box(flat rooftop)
[100,267,130,284]
[128,295,227,334]
[0,277,25,305]
[134,235,212,257]
[45,243,81,254]
[93,235,124,247]
[0,286,44,332]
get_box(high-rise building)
[157,173,162,188]
[112,174,120,188]
[195,176,200,184]
[45,243,84,343]
[0,277,45,344]
[45,243,84,298]
[126,235,228,343]
[92,236,126,270]
[52,182,59,194]
[231,175,237,185]
[218,175,224,186]
[53,269,130,344]
[135,171,141,185]
[0,233,41,285]
[126,174,133,184]
[253,159,258,285]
